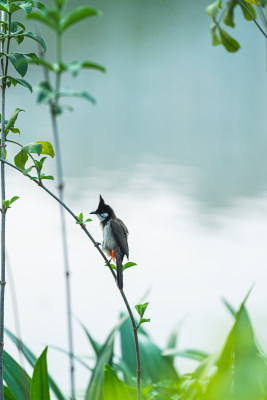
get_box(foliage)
[206,0,265,52]
[25,0,106,115]
[4,294,267,399]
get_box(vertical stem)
[0,10,6,400]
[120,291,142,400]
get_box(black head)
[90,195,116,222]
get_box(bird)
[90,195,129,290]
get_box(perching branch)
[0,157,142,400]
[237,0,267,39]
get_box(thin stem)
[36,22,76,399]
[4,13,10,77]
[0,9,6,400]
[0,157,142,399]
[237,0,267,39]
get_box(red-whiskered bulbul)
[90,195,129,290]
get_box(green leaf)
[6,108,24,132]
[59,6,102,33]
[39,174,54,180]
[20,32,46,52]
[84,218,92,223]
[26,9,59,31]
[0,1,9,13]
[10,1,32,14]
[85,315,127,400]
[7,76,32,92]
[30,347,50,400]
[122,262,137,271]
[135,302,149,319]
[218,27,240,52]
[260,0,266,6]
[37,141,55,158]
[36,81,53,104]
[23,165,34,175]
[22,142,42,155]
[3,350,31,400]
[14,150,29,170]
[57,88,96,104]
[224,0,236,27]
[79,320,102,357]
[5,328,65,400]
[119,317,178,385]
[239,1,257,20]
[206,0,222,21]
[103,365,131,400]
[4,386,17,400]
[10,195,19,204]
[66,60,106,77]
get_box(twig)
[237,0,267,39]
[0,157,142,399]
[0,10,6,400]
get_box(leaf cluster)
[206,0,263,52]
[25,0,106,115]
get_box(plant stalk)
[0,10,7,400]
[0,157,142,399]
[36,23,76,399]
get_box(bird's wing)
[110,218,129,258]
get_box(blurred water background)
[3,0,267,396]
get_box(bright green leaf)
[14,151,28,170]
[37,141,55,158]
[122,262,137,271]
[218,27,240,52]
[30,347,50,400]
[244,0,260,4]
[3,350,31,400]
[103,364,131,400]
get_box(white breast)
[103,221,116,253]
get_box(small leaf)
[22,32,46,52]
[122,262,137,271]
[7,76,32,92]
[6,108,24,132]
[26,9,58,31]
[23,165,34,175]
[37,141,55,158]
[84,218,92,223]
[22,142,42,155]
[57,88,96,104]
[10,196,19,204]
[0,1,9,13]
[10,1,32,14]
[79,212,83,221]
[206,0,222,21]
[30,347,50,400]
[239,1,257,20]
[218,27,240,52]
[40,175,54,181]
[66,60,106,77]
[224,1,236,27]
[59,6,102,33]
[135,302,149,319]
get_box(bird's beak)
[90,211,97,215]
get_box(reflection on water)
[3,0,267,396]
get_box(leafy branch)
[206,0,267,53]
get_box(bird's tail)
[116,249,123,290]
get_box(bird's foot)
[94,242,101,248]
